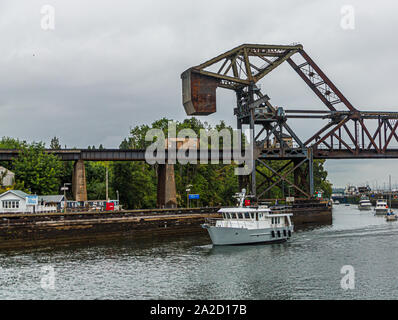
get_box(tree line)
[0,118,332,207]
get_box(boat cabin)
[218,207,292,229]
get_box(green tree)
[13,142,63,195]
[50,136,61,149]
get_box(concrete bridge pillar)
[157,164,177,208]
[72,160,87,202]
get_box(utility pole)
[61,183,71,213]
[106,165,109,202]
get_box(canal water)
[1,205,398,300]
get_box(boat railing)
[204,217,250,228]
[204,218,222,226]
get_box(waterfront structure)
[0,190,62,214]
[61,199,121,211]
[345,185,358,196]
[358,185,371,194]
[84,200,121,211]
[0,166,14,187]
[38,195,66,212]
[165,137,199,150]
[0,190,31,213]
[272,132,293,149]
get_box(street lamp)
[61,183,71,213]
[186,184,193,208]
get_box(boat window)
[244,212,250,219]
[230,213,236,219]
[237,213,243,219]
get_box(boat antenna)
[233,189,246,207]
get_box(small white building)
[0,190,33,214]
[0,190,61,214]
[38,195,66,211]
[0,166,15,187]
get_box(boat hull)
[358,206,372,211]
[203,225,293,246]
[375,208,388,215]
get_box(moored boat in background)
[375,199,388,215]
[358,197,372,211]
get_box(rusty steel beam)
[256,158,310,199]
[382,120,398,152]
[312,116,351,148]
[298,50,357,112]
[287,57,337,111]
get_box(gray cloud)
[1,0,398,187]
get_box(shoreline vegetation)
[0,117,332,209]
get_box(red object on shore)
[106,202,115,211]
[244,200,251,207]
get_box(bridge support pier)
[157,164,177,208]
[72,160,87,202]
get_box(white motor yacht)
[375,199,388,215]
[358,197,372,211]
[201,190,293,245]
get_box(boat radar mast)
[233,189,255,207]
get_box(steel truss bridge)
[181,43,398,200]
[2,44,398,203]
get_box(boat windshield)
[223,211,259,220]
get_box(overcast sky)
[1,0,398,187]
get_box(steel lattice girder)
[181,43,398,157]
[181,44,302,115]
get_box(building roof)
[39,195,65,203]
[0,190,29,199]
[0,166,14,175]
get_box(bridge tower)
[181,44,314,200]
[72,159,87,202]
[181,43,398,201]
[157,163,177,208]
